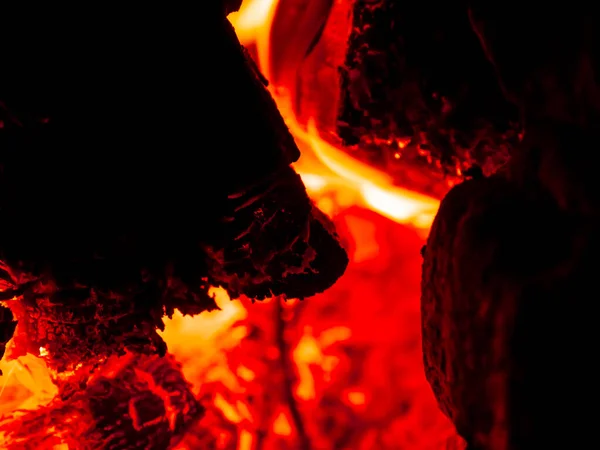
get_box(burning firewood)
[0,3,347,379]
[337,0,520,187]
[422,5,600,449]
[0,353,202,449]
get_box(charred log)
[337,0,520,189]
[0,6,347,371]
[206,175,348,300]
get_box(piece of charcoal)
[337,0,519,180]
[0,7,348,372]
[0,353,202,449]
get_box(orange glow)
[238,430,253,450]
[0,353,57,414]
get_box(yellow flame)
[214,393,243,423]
[229,0,277,80]
[159,287,248,395]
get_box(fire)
[222,2,454,448]
[0,0,460,449]
[230,0,440,232]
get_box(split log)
[337,0,519,190]
[422,4,600,449]
[0,5,347,371]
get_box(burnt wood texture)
[0,354,202,449]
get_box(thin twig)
[274,298,311,450]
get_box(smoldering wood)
[0,354,202,449]
[337,0,519,185]
[0,5,347,372]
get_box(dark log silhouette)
[0,6,347,375]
